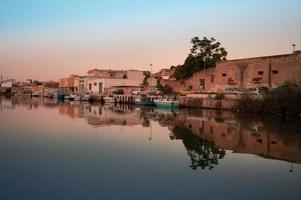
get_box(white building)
[87,78,143,95]
[74,76,89,94]
[1,79,16,88]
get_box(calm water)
[0,97,300,200]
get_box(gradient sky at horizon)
[0,0,301,81]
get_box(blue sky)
[0,0,301,80]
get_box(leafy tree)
[162,84,173,94]
[142,71,150,86]
[174,37,228,80]
[156,77,163,89]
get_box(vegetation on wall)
[173,37,228,80]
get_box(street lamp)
[292,44,296,52]
[150,63,153,86]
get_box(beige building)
[163,51,301,93]
[213,51,301,91]
[59,75,78,93]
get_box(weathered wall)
[214,51,301,91]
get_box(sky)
[0,0,300,81]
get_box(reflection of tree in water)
[171,125,226,170]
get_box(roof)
[218,51,301,64]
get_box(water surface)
[0,97,300,200]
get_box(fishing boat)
[103,95,115,103]
[154,97,180,108]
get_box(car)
[245,87,269,95]
[148,88,163,96]
[179,89,192,95]
[132,88,144,95]
[224,87,242,94]
[112,88,124,95]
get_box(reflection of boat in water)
[103,95,115,103]
[154,98,180,108]
[134,95,155,106]
[154,106,180,113]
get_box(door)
[200,79,205,90]
[99,82,103,94]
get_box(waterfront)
[0,97,301,200]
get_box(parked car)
[224,87,242,94]
[179,89,192,95]
[148,88,163,96]
[245,87,269,95]
[112,88,124,95]
[131,88,144,95]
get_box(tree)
[156,77,163,89]
[142,71,150,86]
[174,37,228,80]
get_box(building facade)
[59,75,78,94]
[163,51,301,93]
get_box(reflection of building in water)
[172,110,301,164]
[0,96,58,110]
[58,103,144,127]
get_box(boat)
[64,94,75,101]
[103,95,115,103]
[56,92,65,100]
[154,98,180,108]
[81,93,91,101]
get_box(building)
[0,79,16,88]
[43,81,59,97]
[74,76,89,94]
[213,50,301,91]
[59,75,78,94]
[85,69,144,95]
[155,68,175,80]
[87,78,142,95]
[163,51,301,93]
[87,69,126,79]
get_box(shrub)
[215,93,225,100]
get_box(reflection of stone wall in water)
[174,110,301,164]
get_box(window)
[222,73,226,77]
[258,71,264,75]
[272,70,278,74]
[89,83,92,90]
[189,86,193,89]
[93,83,97,86]
[211,75,214,83]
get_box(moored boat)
[154,98,180,108]
[103,95,115,103]
[64,94,75,101]
[56,92,65,100]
